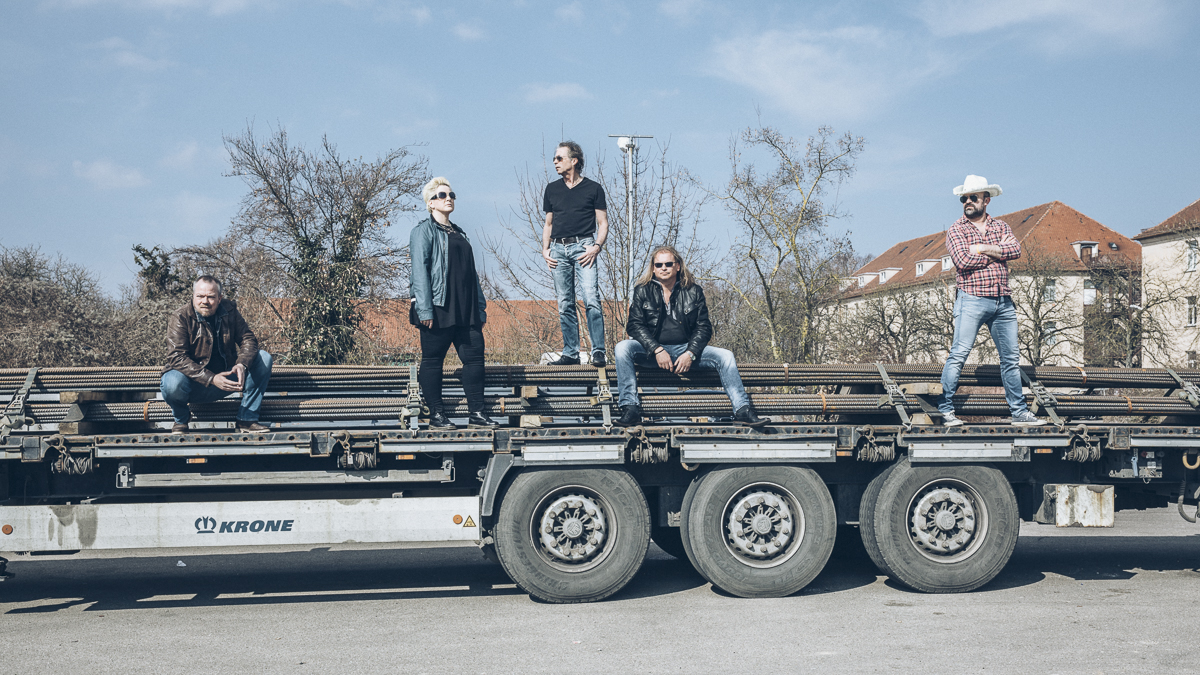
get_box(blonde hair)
[422,177,452,212]
[636,245,694,288]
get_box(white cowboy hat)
[953,174,1003,197]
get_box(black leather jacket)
[626,281,712,358]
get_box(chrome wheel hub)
[724,485,803,568]
[909,482,987,563]
[538,493,607,564]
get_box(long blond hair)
[636,245,694,288]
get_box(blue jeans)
[160,350,273,424]
[551,237,605,359]
[939,292,1027,416]
[615,339,750,411]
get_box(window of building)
[1043,279,1056,302]
[1188,296,1198,327]
[1188,240,1199,272]
[1188,351,1198,369]
[1044,321,1057,347]
[941,255,952,271]
[1083,279,1096,306]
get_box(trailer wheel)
[493,468,650,603]
[678,474,710,581]
[858,462,899,577]
[650,526,687,560]
[873,458,1019,593]
[683,465,836,598]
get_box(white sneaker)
[1011,410,1047,427]
[941,411,964,427]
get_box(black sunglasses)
[552,155,568,162]
[654,261,675,268]
[434,191,456,200]
[959,194,985,204]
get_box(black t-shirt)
[543,177,607,239]
[433,229,481,328]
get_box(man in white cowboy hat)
[938,175,1046,427]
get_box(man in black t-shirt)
[542,140,609,366]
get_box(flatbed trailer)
[2,364,1199,602]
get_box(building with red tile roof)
[1132,199,1200,367]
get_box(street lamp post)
[608,134,653,297]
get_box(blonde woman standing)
[409,177,497,430]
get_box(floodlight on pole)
[608,134,653,297]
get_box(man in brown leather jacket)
[160,275,273,433]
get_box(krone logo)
[195,516,217,534]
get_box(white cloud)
[47,0,261,15]
[709,26,947,120]
[73,159,149,189]
[522,82,593,104]
[554,1,584,23]
[452,23,484,41]
[659,0,708,21]
[89,37,173,71]
[914,0,1174,50]
[159,190,232,235]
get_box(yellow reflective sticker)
[463,516,476,528]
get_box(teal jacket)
[409,215,487,324]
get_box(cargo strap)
[589,365,614,430]
[0,367,39,441]
[1165,368,1200,408]
[1019,369,1063,426]
[400,364,422,430]
[874,364,911,427]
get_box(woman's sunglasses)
[434,191,456,201]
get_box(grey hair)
[194,274,223,295]
[422,177,452,212]
[558,141,584,174]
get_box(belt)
[551,236,588,244]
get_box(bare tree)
[177,125,428,364]
[1008,244,1085,366]
[705,124,865,363]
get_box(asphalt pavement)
[2,508,1197,674]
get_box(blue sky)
[2,0,1198,294]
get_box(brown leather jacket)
[163,299,259,386]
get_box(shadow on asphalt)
[3,533,1197,611]
[2,546,523,613]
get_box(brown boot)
[235,420,270,433]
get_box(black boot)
[590,352,607,368]
[468,412,499,429]
[548,353,580,366]
[733,405,769,428]
[614,405,642,427]
[428,411,457,430]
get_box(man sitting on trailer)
[939,175,1045,427]
[614,245,767,428]
[160,275,273,434]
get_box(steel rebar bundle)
[4,363,1199,394]
[22,391,1200,426]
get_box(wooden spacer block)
[519,415,543,428]
[900,383,943,395]
[520,386,540,398]
[59,391,158,404]
[909,413,934,426]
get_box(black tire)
[872,458,1019,593]
[651,526,688,559]
[682,465,837,598]
[858,462,899,577]
[678,473,710,581]
[493,468,650,603]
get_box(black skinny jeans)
[418,325,485,414]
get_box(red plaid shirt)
[945,215,1021,297]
